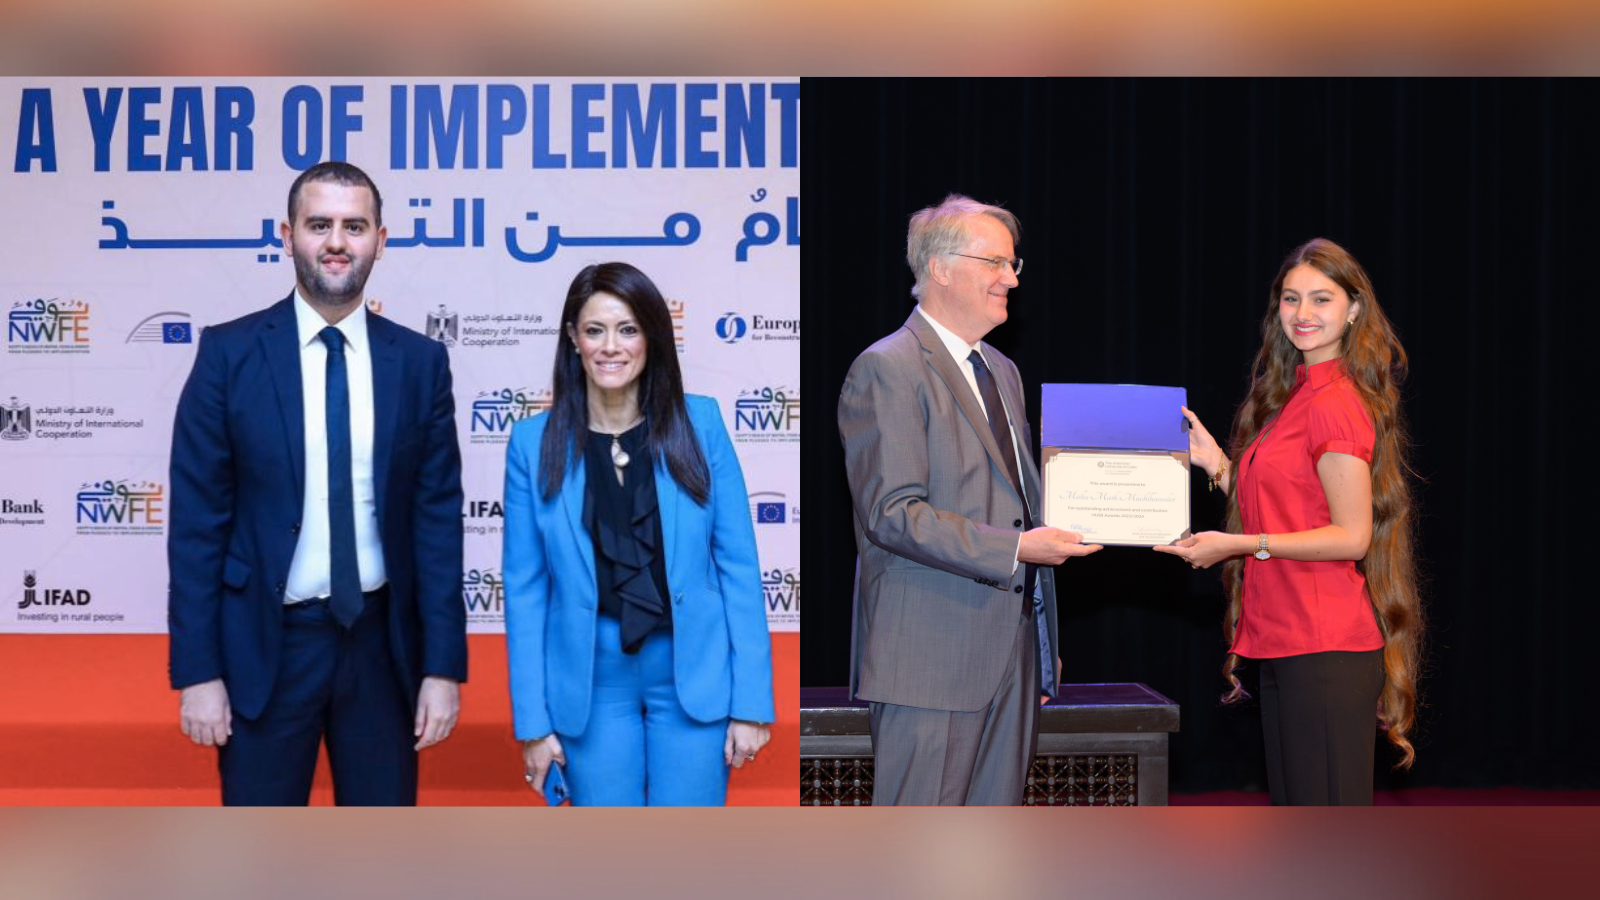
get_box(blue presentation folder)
[1040,384,1189,452]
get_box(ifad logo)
[74,478,164,535]
[469,387,551,444]
[463,498,504,536]
[762,566,800,629]
[749,491,798,525]
[125,311,192,344]
[8,298,90,354]
[462,567,504,623]
[733,386,800,445]
[17,569,90,610]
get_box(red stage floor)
[1173,787,1600,806]
[0,632,798,806]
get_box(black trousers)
[1259,648,1386,806]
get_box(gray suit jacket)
[839,310,1059,712]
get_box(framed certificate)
[1039,384,1191,547]
[1041,448,1190,546]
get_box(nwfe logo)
[762,568,800,614]
[734,387,799,432]
[8,299,90,348]
[471,388,550,433]
[75,479,164,529]
[462,568,504,616]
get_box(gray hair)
[906,194,1021,300]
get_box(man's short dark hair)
[287,161,383,227]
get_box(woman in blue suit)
[503,262,774,806]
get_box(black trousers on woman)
[1259,648,1386,806]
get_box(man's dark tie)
[320,326,362,629]
[967,349,1036,618]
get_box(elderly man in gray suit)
[838,194,1102,806]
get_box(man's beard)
[295,252,373,307]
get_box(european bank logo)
[75,478,165,535]
[716,312,799,344]
[733,387,800,444]
[469,387,550,443]
[463,567,504,620]
[425,305,459,346]
[716,313,748,343]
[1,397,31,440]
[8,298,90,354]
[762,567,800,625]
[749,491,795,525]
[668,298,687,353]
[126,311,192,344]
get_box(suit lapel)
[655,449,682,592]
[261,296,305,497]
[560,442,598,596]
[903,312,1020,503]
[369,314,402,526]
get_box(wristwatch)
[1254,534,1271,561]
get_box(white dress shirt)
[915,305,1029,572]
[285,291,387,602]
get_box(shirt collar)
[1295,356,1347,390]
[915,305,984,367]
[293,289,369,356]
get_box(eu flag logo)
[163,322,192,343]
[756,502,786,523]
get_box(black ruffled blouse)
[581,420,672,653]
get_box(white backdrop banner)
[0,78,800,634]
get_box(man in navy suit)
[167,161,467,805]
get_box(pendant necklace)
[595,414,645,468]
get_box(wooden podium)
[800,683,1179,806]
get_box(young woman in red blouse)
[1154,238,1423,805]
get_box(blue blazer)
[502,394,774,739]
[167,296,467,720]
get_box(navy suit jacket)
[167,295,467,720]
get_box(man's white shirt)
[285,291,388,602]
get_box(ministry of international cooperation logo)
[1,397,31,440]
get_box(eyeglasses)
[952,254,1024,276]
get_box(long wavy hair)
[538,262,710,505]
[1218,238,1424,769]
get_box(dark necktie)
[320,326,363,628]
[967,350,1036,618]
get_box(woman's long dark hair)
[538,262,710,505]
[1219,238,1424,769]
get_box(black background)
[800,78,1600,793]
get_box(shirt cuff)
[1312,439,1373,465]
[1012,535,1022,576]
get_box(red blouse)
[1231,358,1385,659]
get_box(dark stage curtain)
[801,78,1600,793]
